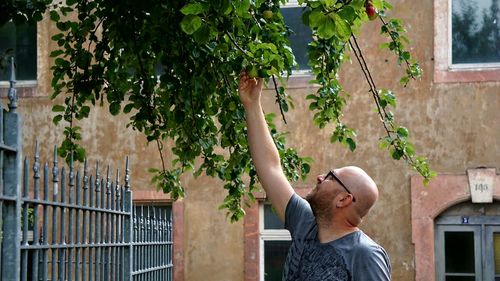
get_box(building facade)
[1,0,499,280]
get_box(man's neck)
[316,219,359,243]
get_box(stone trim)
[411,172,500,281]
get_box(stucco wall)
[2,0,499,280]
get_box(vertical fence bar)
[42,163,49,281]
[1,57,22,281]
[51,148,59,281]
[123,158,132,281]
[88,172,94,281]
[68,156,75,281]
[82,161,89,281]
[104,168,111,280]
[99,176,105,280]
[75,168,81,281]
[31,143,40,281]
[21,157,29,281]
[59,167,67,279]
[94,163,100,281]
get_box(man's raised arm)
[238,72,294,221]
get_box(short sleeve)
[351,244,391,281]
[284,194,315,238]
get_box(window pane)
[0,21,37,81]
[445,231,476,274]
[264,240,291,281]
[281,6,312,70]
[445,276,475,281]
[495,233,500,274]
[264,204,284,229]
[451,0,500,64]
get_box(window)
[435,216,500,281]
[281,2,312,72]
[0,21,37,81]
[433,0,500,82]
[451,0,500,67]
[260,203,291,281]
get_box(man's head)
[305,166,379,226]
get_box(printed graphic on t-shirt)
[297,241,351,281]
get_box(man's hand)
[238,71,263,108]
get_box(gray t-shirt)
[282,194,391,281]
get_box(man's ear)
[337,195,353,208]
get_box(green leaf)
[50,49,64,57]
[332,14,351,41]
[338,6,356,22]
[180,15,203,35]
[52,114,63,125]
[50,10,60,22]
[109,102,121,115]
[180,3,207,15]
[52,104,66,112]
[396,126,409,138]
[316,14,336,39]
[346,138,356,151]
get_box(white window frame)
[447,0,500,70]
[259,203,292,281]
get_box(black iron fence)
[0,58,173,281]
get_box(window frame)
[259,203,292,281]
[433,0,500,83]
[0,20,38,86]
[280,1,314,79]
[447,0,500,70]
[435,215,500,281]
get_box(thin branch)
[156,139,167,172]
[348,36,392,138]
[326,0,354,15]
[271,75,287,124]
[225,32,251,58]
[379,17,415,86]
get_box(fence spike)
[8,57,18,111]
[34,140,40,179]
[106,165,111,195]
[52,145,59,195]
[115,168,120,194]
[95,160,100,192]
[69,154,74,193]
[125,156,130,191]
[83,158,88,189]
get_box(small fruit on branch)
[365,1,378,20]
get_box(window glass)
[263,204,284,229]
[0,21,37,81]
[281,6,312,71]
[495,233,500,275]
[264,240,291,281]
[451,0,500,64]
[445,231,476,274]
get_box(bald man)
[239,72,391,281]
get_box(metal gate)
[0,59,173,281]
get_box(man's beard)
[306,188,334,221]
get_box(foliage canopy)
[3,0,434,221]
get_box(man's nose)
[316,174,324,183]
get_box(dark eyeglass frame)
[325,170,356,202]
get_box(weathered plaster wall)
[3,0,499,280]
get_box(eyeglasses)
[324,170,356,202]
